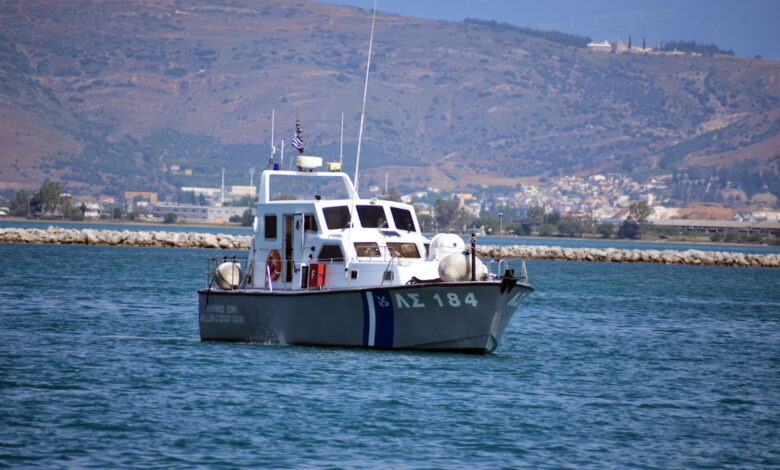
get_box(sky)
[323,0,780,61]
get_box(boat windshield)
[391,207,416,232]
[323,206,351,229]
[357,205,388,228]
[268,173,353,201]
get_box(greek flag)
[291,135,304,152]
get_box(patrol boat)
[198,156,533,354]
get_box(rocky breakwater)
[0,227,252,250]
[477,244,780,268]
[2,227,778,268]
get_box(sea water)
[0,242,778,469]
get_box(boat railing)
[488,258,529,284]
[488,259,509,279]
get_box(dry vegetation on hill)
[0,0,778,203]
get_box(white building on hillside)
[587,40,612,52]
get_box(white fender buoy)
[215,262,242,290]
[438,252,488,282]
[429,233,465,260]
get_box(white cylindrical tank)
[297,155,323,170]
[429,233,465,260]
[438,252,488,282]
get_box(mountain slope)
[0,0,778,201]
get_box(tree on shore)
[556,217,583,237]
[37,181,63,216]
[9,190,31,216]
[597,222,615,238]
[628,201,653,238]
[538,223,557,237]
[240,209,254,227]
[434,199,464,232]
[617,219,640,239]
[526,205,545,227]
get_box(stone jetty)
[477,244,779,268]
[0,226,251,250]
[1,227,778,268]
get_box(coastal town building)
[123,191,158,205]
[70,196,103,218]
[586,40,611,52]
[228,185,257,197]
[650,219,780,235]
[180,187,222,202]
[151,204,251,223]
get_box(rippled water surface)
[1,243,778,469]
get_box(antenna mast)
[345,1,378,275]
[339,112,344,165]
[280,139,285,170]
[353,0,377,194]
[268,109,276,169]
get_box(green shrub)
[538,223,557,237]
[723,230,740,243]
[241,209,254,227]
[617,219,640,239]
[596,223,614,238]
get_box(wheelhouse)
[249,167,437,291]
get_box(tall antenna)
[339,112,344,165]
[345,1,378,274]
[353,0,377,194]
[280,138,285,170]
[268,109,276,169]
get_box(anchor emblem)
[376,296,390,307]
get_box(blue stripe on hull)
[361,292,370,346]
[372,290,394,348]
[361,290,394,348]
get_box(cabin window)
[354,242,381,257]
[357,205,388,228]
[304,213,318,232]
[264,215,277,239]
[318,244,344,262]
[323,206,351,230]
[391,207,416,232]
[387,242,421,259]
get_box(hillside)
[1,0,779,202]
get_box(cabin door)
[283,213,305,284]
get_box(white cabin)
[248,158,462,291]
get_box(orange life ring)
[266,250,282,281]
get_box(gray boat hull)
[198,281,533,354]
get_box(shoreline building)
[152,204,252,223]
